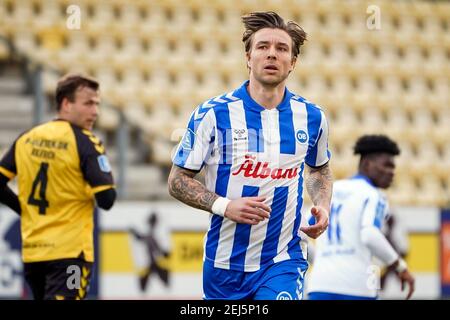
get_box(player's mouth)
[264,64,278,71]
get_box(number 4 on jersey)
[28,162,50,215]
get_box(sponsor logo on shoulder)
[97,155,111,173]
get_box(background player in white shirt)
[307,134,415,300]
[168,11,333,300]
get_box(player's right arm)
[0,142,21,215]
[168,165,218,212]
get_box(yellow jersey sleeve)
[72,125,115,193]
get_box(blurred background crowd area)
[0,0,449,206]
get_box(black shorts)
[24,257,93,300]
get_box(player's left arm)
[361,195,415,299]
[301,108,333,239]
[0,141,21,215]
[301,162,333,239]
[94,188,116,210]
[73,126,116,210]
[305,162,333,211]
[0,173,21,215]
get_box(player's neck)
[57,111,71,123]
[247,78,285,110]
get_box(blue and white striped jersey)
[307,175,390,297]
[173,80,331,272]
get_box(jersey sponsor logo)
[296,130,308,144]
[181,128,195,151]
[97,155,111,173]
[276,291,293,300]
[232,155,298,179]
[232,129,247,142]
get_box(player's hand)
[300,206,329,239]
[398,269,415,300]
[224,197,271,225]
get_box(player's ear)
[60,97,71,113]
[246,52,251,69]
[290,56,297,72]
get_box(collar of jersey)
[54,118,84,130]
[351,174,375,187]
[235,80,293,112]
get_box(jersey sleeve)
[73,127,115,194]
[360,192,388,230]
[0,141,18,180]
[172,105,216,171]
[305,109,331,168]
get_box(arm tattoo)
[168,165,219,213]
[305,163,333,209]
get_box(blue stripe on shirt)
[287,163,305,260]
[229,185,259,270]
[260,186,289,264]
[374,199,386,229]
[304,104,322,167]
[244,108,264,153]
[279,104,296,155]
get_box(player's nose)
[267,45,277,58]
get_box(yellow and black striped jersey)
[0,120,114,263]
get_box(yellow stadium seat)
[115,2,142,27]
[388,175,417,206]
[351,43,375,70]
[4,0,34,29]
[35,0,63,28]
[165,5,194,35]
[424,45,448,76]
[418,176,447,207]
[431,75,449,102]
[95,67,118,93]
[398,44,425,74]
[113,35,144,69]
[12,28,37,56]
[146,36,170,66]
[97,106,120,132]
[41,71,59,95]
[139,5,166,35]
[378,43,400,70]
[360,108,385,133]
[383,107,409,140]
